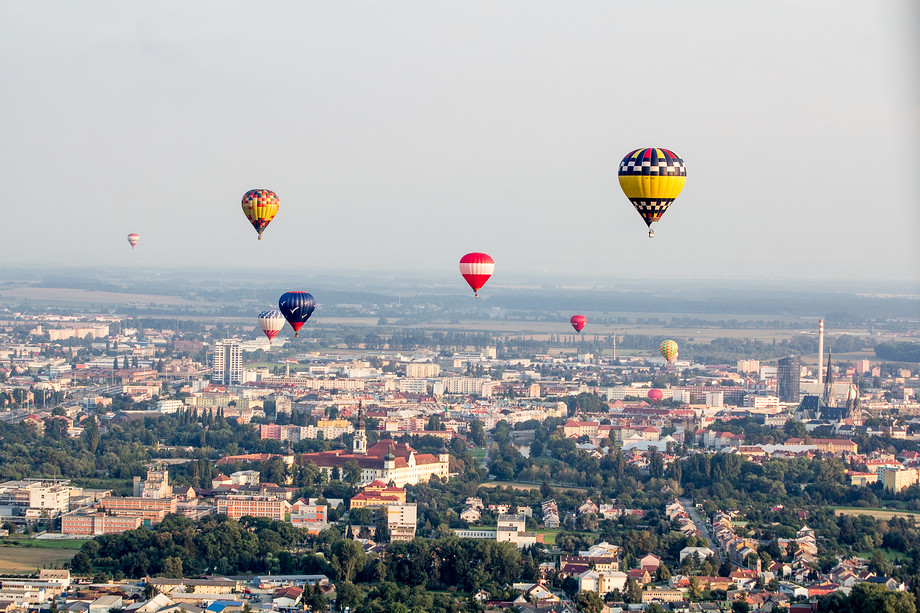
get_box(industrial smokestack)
[818,319,825,384]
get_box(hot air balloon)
[242,189,279,240]
[618,148,686,238]
[459,252,494,297]
[127,233,140,249]
[659,340,679,365]
[278,291,315,337]
[570,315,587,333]
[648,388,663,401]
[258,309,285,344]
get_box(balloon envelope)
[570,315,587,333]
[242,189,280,240]
[459,252,494,297]
[127,233,140,248]
[258,309,285,343]
[618,148,686,235]
[278,291,315,337]
[648,388,663,401]
[660,339,679,364]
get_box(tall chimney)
[818,319,825,384]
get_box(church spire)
[823,351,834,406]
[353,401,367,455]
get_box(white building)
[387,503,418,541]
[406,363,440,378]
[496,514,537,548]
[577,570,628,596]
[156,399,185,414]
[212,340,242,385]
[398,379,429,394]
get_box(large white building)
[300,411,449,487]
[212,340,242,385]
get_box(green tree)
[688,575,702,600]
[561,577,579,599]
[470,420,486,447]
[161,556,183,579]
[299,585,328,612]
[574,590,604,613]
[261,457,288,485]
[625,578,643,603]
[849,582,916,613]
[343,459,361,486]
[656,563,671,583]
[335,581,362,610]
[70,552,92,574]
[331,539,367,583]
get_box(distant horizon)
[2,263,920,294]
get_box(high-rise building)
[212,340,242,385]
[776,355,801,403]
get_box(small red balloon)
[648,388,663,401]
[570,315,587,333]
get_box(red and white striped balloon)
[258,309,286,344]
[459,252,494,297]
[127,233,140,249]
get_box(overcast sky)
[2,1,918,285]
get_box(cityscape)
[0,271,917,613]
[1,2,918,613]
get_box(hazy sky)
[2,1,918,284]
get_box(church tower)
[353,402,367,455]
[822,352,834,407]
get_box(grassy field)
[857,548,912,564]
[0,539,82,572]
[0,537,85,550]
[537,529,597,545]
[469,448,486,464]
[832,507,920,522]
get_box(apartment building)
[387,503,418,542]
[217,495,290,520]
[61,509,142,536]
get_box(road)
[678,497,723,562]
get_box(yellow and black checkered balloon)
[618,148,686,229]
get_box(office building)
[212,340,242,385]
[776,355,801,403]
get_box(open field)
[469,448,486,466]
[0,537,85,550]
[0,287,199,307]
[0,543,79,572]
[857,548,912,563]
[537,529,594,545]
[832,507,920,522]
